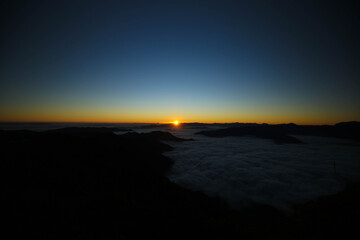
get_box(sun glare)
[173,120,179,126]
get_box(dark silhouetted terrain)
[121,130,193,142]
[196,122,360,143]
[1,127,359,239]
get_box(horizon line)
[0,120,358,126]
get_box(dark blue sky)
[1,0,359,123]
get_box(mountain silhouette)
[196,121,360,143]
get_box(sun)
[173,120,179,126]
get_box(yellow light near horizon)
[173,120,179,126]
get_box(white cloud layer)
[163,130,360,212]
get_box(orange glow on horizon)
[0,107,357,126]
[0,116,353,126]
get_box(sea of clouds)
[6,122,358,212]
[162,128,360,212]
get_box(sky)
[1,0,359,124]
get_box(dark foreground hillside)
[1,128,359,239]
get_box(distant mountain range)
[195,121,360,143]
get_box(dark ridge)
[196,126,304,144]
[294,182,360,239]
[334,121,360,128]
[196,121,360,142]
[121,130,193,142]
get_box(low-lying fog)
[157,126,360,212]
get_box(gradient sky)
[1,0,359,124]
